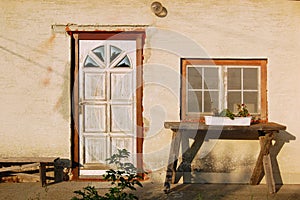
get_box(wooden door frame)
[69,31,145,180]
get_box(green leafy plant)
[72,185,102,200]
[72,149,143,200]
[214,104,251,120]
[219,108,235,120]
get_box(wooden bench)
[0,157,59,186]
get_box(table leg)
[263,154,276,193]
[250,131,275,192]
[39,163,47,187]
[164,129,182,193]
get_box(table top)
[164,122,286,131]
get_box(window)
[181,58,268,122]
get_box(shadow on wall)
[169,130,296,190]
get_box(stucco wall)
[0,0,300,183]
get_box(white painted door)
[79,40,136,175]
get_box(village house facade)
[1,0,300,184]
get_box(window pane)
[188,91,202,112]
[243,68,258,90]
[116,56,131,68]
[187,67,202,89]
[110,46,122,62]
[244,92,258,113]
[92,46,105,62]
[204,67,219,89]
[204,91,219,112]
[84,55,99,67]
[227,92,241,113]
[228,68,241,90]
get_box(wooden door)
[78,40,137,175]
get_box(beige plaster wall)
[0,0,300,183]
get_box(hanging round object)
[151,1,167,17]
[151,1,163,14]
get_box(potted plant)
[204,104,252,126]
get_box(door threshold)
[80,169,107,176]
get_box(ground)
[0,181,300,200]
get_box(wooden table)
[164,122,287,194]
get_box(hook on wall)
[151,1,168,18]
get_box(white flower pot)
[204,116,251,126]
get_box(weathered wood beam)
[164,129,182,193]
[0,157,58,163]
[0,163,39,172]
[11,173,40,182]
[263,154,276,193]
[250,132,274,185]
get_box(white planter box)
[204,116,251,126]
